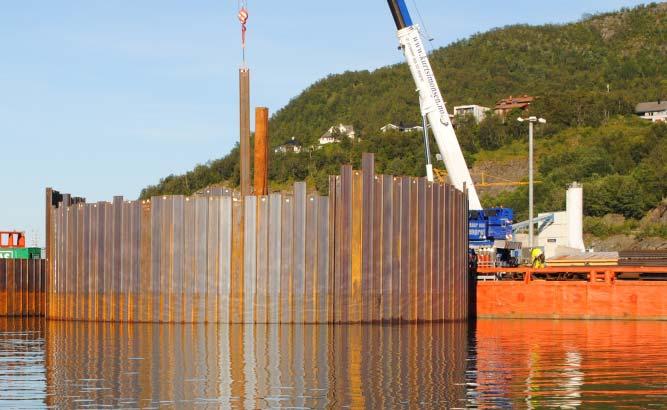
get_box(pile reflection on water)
[2,318,667,408]
[4,319,469,408]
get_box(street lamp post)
[517,116,546,249]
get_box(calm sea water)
[1,318,667,409]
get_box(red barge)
[477,266,667,320]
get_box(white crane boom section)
[396,25,482,210]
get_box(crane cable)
[410,0,435,52]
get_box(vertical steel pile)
[46,153,469,323]
[254,107,269,196]
[0,259,46,317]
[239,68,251,196]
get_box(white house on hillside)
[453,105,490,123]
[380,123,424,133]
[319,124,356,145]
[636,100,667,122]
[274,137,303,154]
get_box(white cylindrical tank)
[567,183,585,251]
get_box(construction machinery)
[0,231,25,248]
[386,0,481,210]
[469,207,521,267]
[0,231,41,259]
[386,0,520,266]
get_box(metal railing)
[477,266,667,283]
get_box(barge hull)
[478,281,667,320]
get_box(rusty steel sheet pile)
[44,154,470,323]
[0,259,46,317]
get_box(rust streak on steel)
[417,178,427,321]
[317,195,329,323]
[399,177,411,321]
[243,196,257,323]
[45,188,52,315]
[268,193,282,323]
[361,153,374,323]
[280,193,293,324]
[351,170,362,323]
[230,196,244,323]
[409,178,418,322]
[254,107,269,196]
[327,175,337,324]
[293,182,307,323]
[0,259,46,317]
[391,176,401,322]
[373,173,383,322]
[381,175,394,322]
[255,194,269,323]
[304,193,317,323]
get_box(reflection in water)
[0,318,46,408]
[3,318,667,408]
[471,319,667,408]
[2,319,469,408]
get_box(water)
[1,318,667,408]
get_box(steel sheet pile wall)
[47,154,469,323]
[0,259,46,317]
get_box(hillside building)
[274,137,302,154]
[380,122,424,133]
[493,95,535,117]
[453,105,491,123]
[319,124,356,145]
[635,100,667,122]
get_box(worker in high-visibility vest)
[531,247,546,269]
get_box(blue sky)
[0,0,653,246]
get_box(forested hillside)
[267,2,667,143]
[140,2,667,237]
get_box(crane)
[386,1,521,267]
[386,0,482,210]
